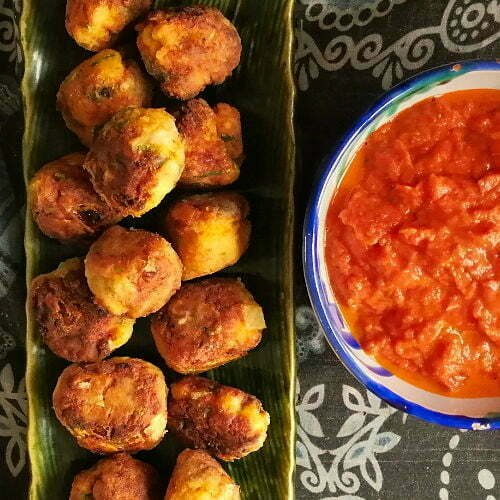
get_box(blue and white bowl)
[303,60,500,430]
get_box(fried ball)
[85,226,182,318]
[176,99,242,187]
[151,278,265,374]
[84,107,185,218]
[136,7,241,100]
[168,376,270,461]
[213,103,244,164]
[57,49,153,146]
[30,258,134,362]
[164,193,250,280]
[53,357,168,453]
[165,449,240,500]
[66,0,152,52]
[70,453,162,500]
[29,153,118,242]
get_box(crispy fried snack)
[176,99,242,187]
[164,192,250,280]
[213,103,244,164]
[70,453,162,500]
[29,153,118,242]
[136,6,241,100]
[84,107,184,218]
[66,0,152,51]
[57,49,153,146]
[165,449,240,500]
[30,258,134,362]
[53,357,168,453]
[168,376,269,461]
[151,278,265,373]
[85,226,183,318]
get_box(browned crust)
[165,192,250,230]
[66,0,152,51]
[29,153,118,242]
[164,449,240,499]
[83,108,166,217]
[151,278,263,373]
[85,225,183,317]
[164,192,251,280]
[167,376,269,461]
[30,258,129,362]
[70,453,162,500]
[53,357,167,453]
[213,103,244,165]
[136,6,241,99]
[176,99,240,187]
[57,50,152,146]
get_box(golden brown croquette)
[136,7,241,100]
[151,278,265,374]
[29,153,118,242]
[69,453,162,500]
[168,376,269,461]
[85,226,183,318]
[30,258,134,363]
[57,49,153,146]
[53,357,168,453]
[213,103,244,165]
[165,449,240,500]
[66,0,152,52]
[84,107,185,218]
[176,99,241,188]
[164,192,250,280]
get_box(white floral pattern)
[296,379,405,497]
[295,0,500,90]
[0,2,24,486]
[0,363,27,477]
[300,0,408,32]
[0,0,21,73]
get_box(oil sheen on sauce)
[326,90,500,397]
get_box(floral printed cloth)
[0,0,499,498]
[294,1,499,499]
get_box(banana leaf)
[22,1,296,498]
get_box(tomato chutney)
[326,90,500,397]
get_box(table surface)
[0,0,499,498]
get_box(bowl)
[303,60,500,430]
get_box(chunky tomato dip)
[326,90,500,397]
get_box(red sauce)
[326,90,500,397]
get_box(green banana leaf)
[22,1,296,498]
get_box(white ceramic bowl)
[304,60,500,430]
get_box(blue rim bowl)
[303,60,500,430]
